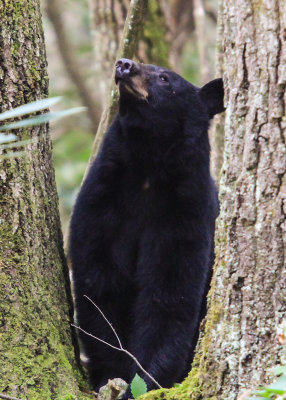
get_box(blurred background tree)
[41,0,218,234]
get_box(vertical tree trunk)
[89,0,170,102]
[141,0,286,399]
[89,0,129,99]
[196,0,286,397]
[0,1,89,398]
[210,0,225,180]
[87,0,149,167]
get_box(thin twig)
[84,295,122,348]
[72,296,162,389]
[72,324,162,389]
[71,324,121,352]
[0,394,22,400]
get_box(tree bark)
[210,0,225,181]
[0,1,89,398]
[140,0,286,399]
[88,0,197,95]
[86,0,148,169]
[89,0,170,102]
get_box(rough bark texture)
[140,0,286,399]
[0,1,89,398]
[198,0,286,397]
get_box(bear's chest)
[116,165,189,225]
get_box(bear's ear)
[199,78,225,118]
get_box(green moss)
[138,368,202,400]
[142,0,170,67]
[0,207,91,398]
[0,1,90,398]
[57,395,76,400]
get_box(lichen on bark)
[0,1,91,398]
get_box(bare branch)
[84,295,123,349]
[71,324,122,352]
[45,0,101,134]
[72,324,162,389]
[72,295,163,389]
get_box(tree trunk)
[0,1,89,398]
[210,0,225,180]
[89,0,170,102]
[86,0,149,168]
[140,0,286,399]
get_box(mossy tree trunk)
[0,1,89,399]
[140,0,286,399]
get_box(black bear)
[70,59,224,397]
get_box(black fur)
[70,61,224,397]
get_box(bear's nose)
[115,58,133,74]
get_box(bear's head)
[115,58,224,131]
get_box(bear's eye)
[159,75,168,83]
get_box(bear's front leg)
[122,229,212,398]
[71,219,140,389]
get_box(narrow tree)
[88,0,170,109]
[87,0,149,164]
[0,1,89,398]
[140,0,286,399]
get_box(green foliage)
[0,107,86,131]
[0,132,28,159]
[248,366,286,400]
[0,133,17,144]
[58,394,76,400]
[131,374,148,399]
[0,96,91,229]
[0,96,61,121]
[0,97,86,159]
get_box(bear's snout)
[116,58,134,75]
